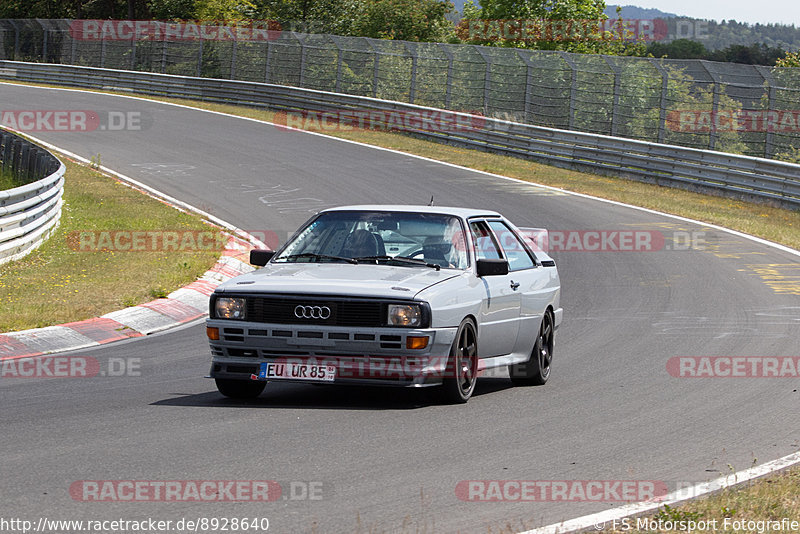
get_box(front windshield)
[274,211,469,269]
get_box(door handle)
[510,280,520,290]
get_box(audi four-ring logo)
[294,305,332,319]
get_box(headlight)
[387,304,422,327]
[215,297,246,319]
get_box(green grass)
[0,168,24,190]
[0,157,223,332]
[604,466,800,533]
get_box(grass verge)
[606,465,800,533]
[0,156,222,332]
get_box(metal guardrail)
[1,60,798,209]
[0,127,65,265]
[5,19,800,160]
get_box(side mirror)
[250,249,276,266]
[476,258,509,277]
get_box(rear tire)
[215,378,266,399]
[441,319,478,404]
[509,311,553,386]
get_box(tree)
[350,0,454,42]
[647,39,709,60]
[251,0,362,34]
[458,0,646,54]
[193,0,256,19]
[776,50,800,68]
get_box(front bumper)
[206,319,458,387]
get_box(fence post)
[130,34,136,70]
[437,43,454,110]
[603,56,622,137]
[517,50,535,124]
[557,51,578,131]
[230,39,237,79]
[335,41,343,93]
[70,24,77,64]
[265,40,272,83]
[368,39,380,98]
[197,40,203,77]
[756,66,777,159]
[473,46,492,116]
[699,61,721,150]
[405,42,417,104]
[9,20,20,60]
[160,34,166,73]
[648,58,669,144]
[299,34,307,87]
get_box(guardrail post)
[1,134,12,173]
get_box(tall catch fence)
[2,19,800,160]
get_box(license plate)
[258,362,336,382]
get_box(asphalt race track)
[1,83,799,533]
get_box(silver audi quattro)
[205,205,562,403]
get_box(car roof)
[321,205,502,219]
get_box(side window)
[488,221,535,271]
[470,221,502,260]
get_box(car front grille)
[245,296,384,327]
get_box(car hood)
[215,263,461,299]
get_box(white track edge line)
[520,450,800,533]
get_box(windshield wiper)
[280,253,358,264]
[353,255,441,271]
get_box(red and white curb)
[0,236,254,360]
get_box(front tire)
[509,310,553,386]
[215,378,266,399]
[441,319,478,404]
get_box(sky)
[622,1,800,25]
